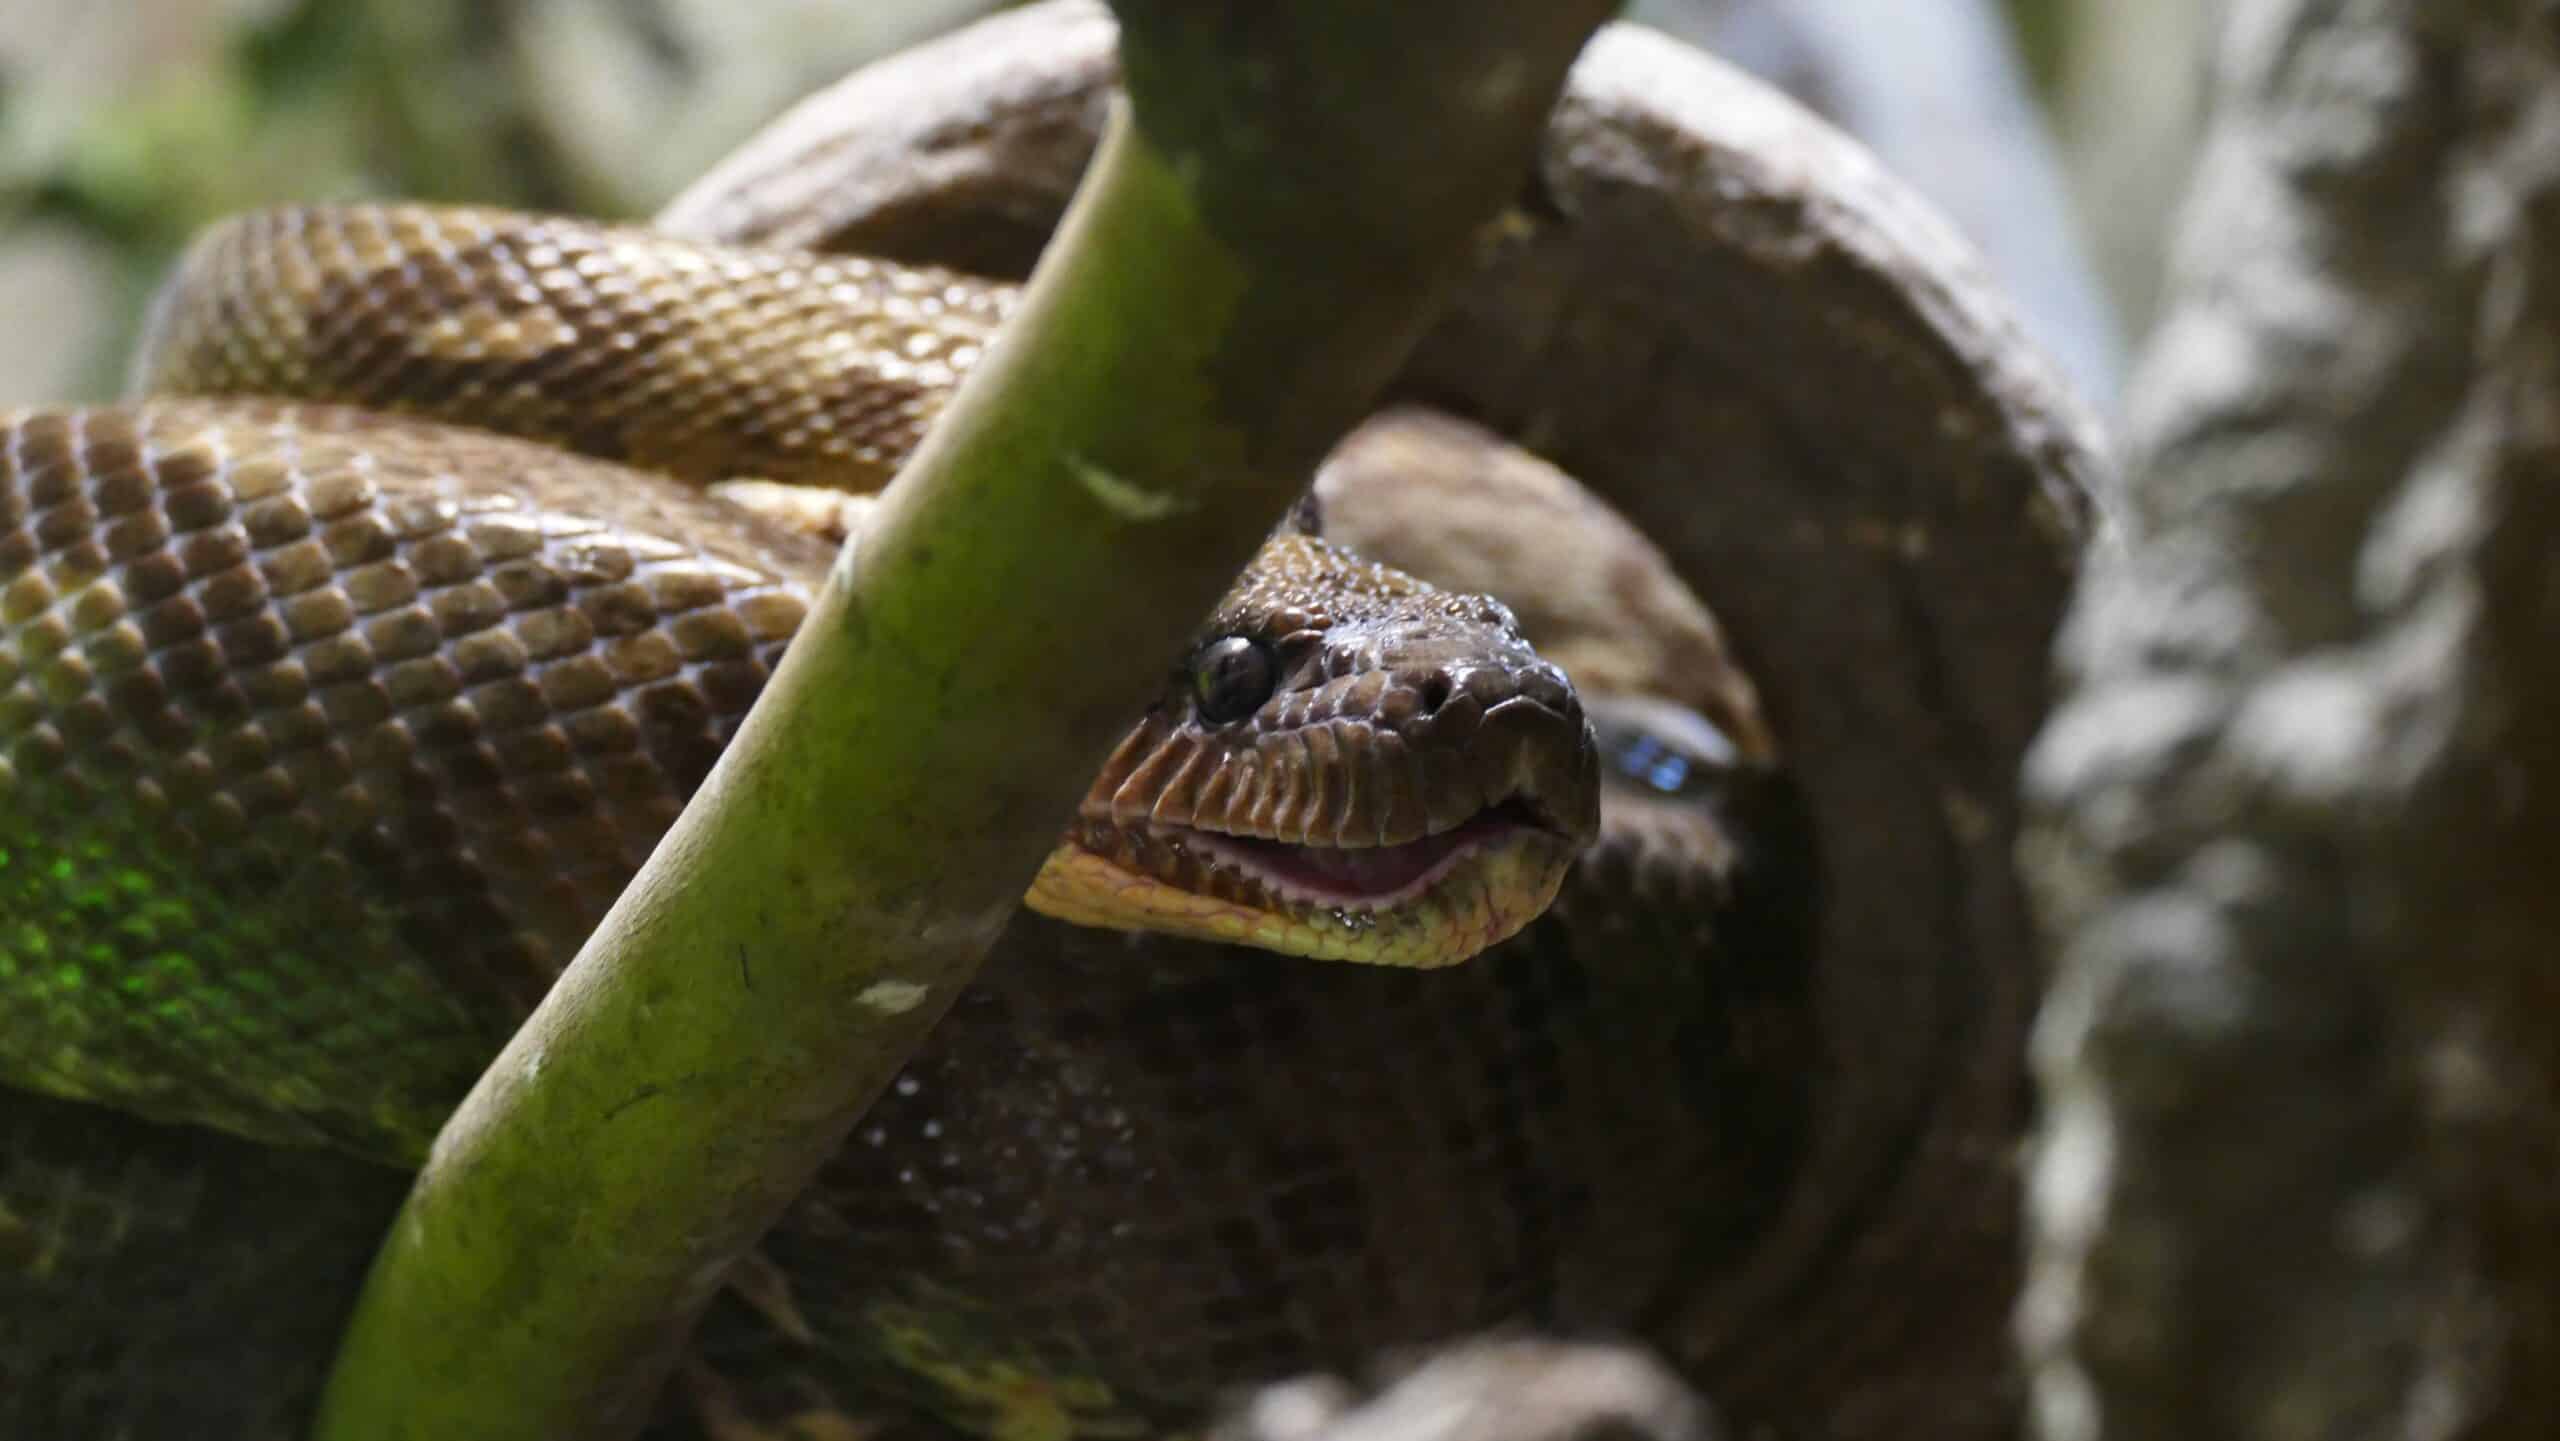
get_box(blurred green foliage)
[0,0,2174,405]
[1,0,558,396]
[0,0,1005,400]
[2001,0,2073,98]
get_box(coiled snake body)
[1,153,1798,1441]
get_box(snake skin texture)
[0,204,1798,1440]
[143,206,1012,493]
[0,1088,400,1441]
[0,402,826,1158]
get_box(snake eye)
[1588,698,1739,799]
[1191,635,1275,724]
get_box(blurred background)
[0,0,2212,413]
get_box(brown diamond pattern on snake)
[144,208,1016,496]
[0,402,828,1160]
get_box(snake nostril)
[1418,673,1454,715]
[1519,666,1572,713]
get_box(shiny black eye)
[1190,635,1275,724]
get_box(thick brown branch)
[2024,3,2560,1437]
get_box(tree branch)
[308,4,1614,1437]
[2023,2,2560,1437]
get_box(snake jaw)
[1184,798,1548,912]
[1028,688,1596,971]
[1025,806,1582,970]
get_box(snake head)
[1025,533,1599,968]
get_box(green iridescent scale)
[0,402,824,1162]
[0,786,490,1161]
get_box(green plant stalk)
[309,3,1617,1436]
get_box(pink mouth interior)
[1189,805,1536,909]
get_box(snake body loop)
[0,199,1791,1440]
[138,206,1012,495]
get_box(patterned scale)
[0,402,825,1158]
[0,1089,401,1441]
[145,208,1013,493]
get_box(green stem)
[310,5,1614,1437]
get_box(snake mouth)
[1026,791,1584,969]
[1180,798,1548,911]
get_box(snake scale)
[0,187,1806,1440]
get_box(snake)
[0,115,1810,1441]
